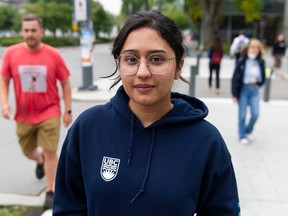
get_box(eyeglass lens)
[118,53,174,75]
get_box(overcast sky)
[97,0,122,15]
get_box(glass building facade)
[219,0,286,45]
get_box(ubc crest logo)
[100,156,120,182]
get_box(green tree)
[0,5,20,31]
[162,4,190,30]
[235,0,262,22]
[120,0,177,16]
[185,0,263,46]
[91,1,114,37]
[21,2,72,35]
[121,0,145,15]
[119,0,189,30]
[29,0,71,4]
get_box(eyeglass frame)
[116,52,177,76]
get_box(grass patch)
[0,206,44,216]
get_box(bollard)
[263,67,273,102]
[189,65,197,96]
[195,52,201,75]
[79,66,98,90]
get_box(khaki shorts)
[16,117,60,155]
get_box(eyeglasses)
[116,53,176,75]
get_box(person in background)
[208,36,224,94]
[53,10,240,216]
[231,38,265,144]
[272,33,286,73]
[230,30,250,61]
[0,14,72,210]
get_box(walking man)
[0,14,72,209]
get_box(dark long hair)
[105,10,187,89]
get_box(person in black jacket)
[272,33,286,72]
[231,38,266,144]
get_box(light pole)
[158,0,162,11]
[74,0,97,91]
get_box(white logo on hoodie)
[100,156,120,181]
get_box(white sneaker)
[240,138,250,144]
[246,134,253,142]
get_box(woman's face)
[119,27,183,109]
[248,41,261,59]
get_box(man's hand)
[1,103,11,119]
[63,112,72,127]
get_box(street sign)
[72,24,79,31]
[74,0,87,21]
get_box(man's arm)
[60,78,72,127]
[0,75,11,119]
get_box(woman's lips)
[134,84,154,93]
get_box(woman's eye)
[126,56,138,64]
[149,55,165,64]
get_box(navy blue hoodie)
[53,86,240,216]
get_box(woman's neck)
[128,100,173,127]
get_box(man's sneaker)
[43,191,54,210]
[36,154,45,179]
[240,138,250,144]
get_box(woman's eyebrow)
[121,49,167,55]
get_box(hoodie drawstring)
[127,115,134,166]
[130,128,155,204]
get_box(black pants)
[273,54,283,69]
[209,63,220,89]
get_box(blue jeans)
[238,84,260,139]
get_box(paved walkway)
[0,44,288,216]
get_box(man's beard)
[26,38,39,50]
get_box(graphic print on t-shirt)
[19,65,47,92]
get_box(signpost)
[74,0,97,90]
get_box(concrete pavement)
[0,44,288,215]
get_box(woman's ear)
[174,58,184,80]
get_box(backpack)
[211,50,222,64]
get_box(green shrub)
[0,36,76,47]
[0,37,23,46]
[0,36,113,47]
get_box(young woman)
[231,38,266,144]
[53,10,240,216]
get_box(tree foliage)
[28,0,71,4]
[91,1,114,37]
[120,0,178,16]
[121,0,146,15]
[185,0,263,45]
[162,4,190,30]
[21,2,72,35]
[234,0,262,23]
[119,0,190,30]
[185,0,202,22]
[0,5,20,30]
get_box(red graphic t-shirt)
[0,43,70,124]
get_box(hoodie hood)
[110,85,209,129]
[110,86,209,203]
